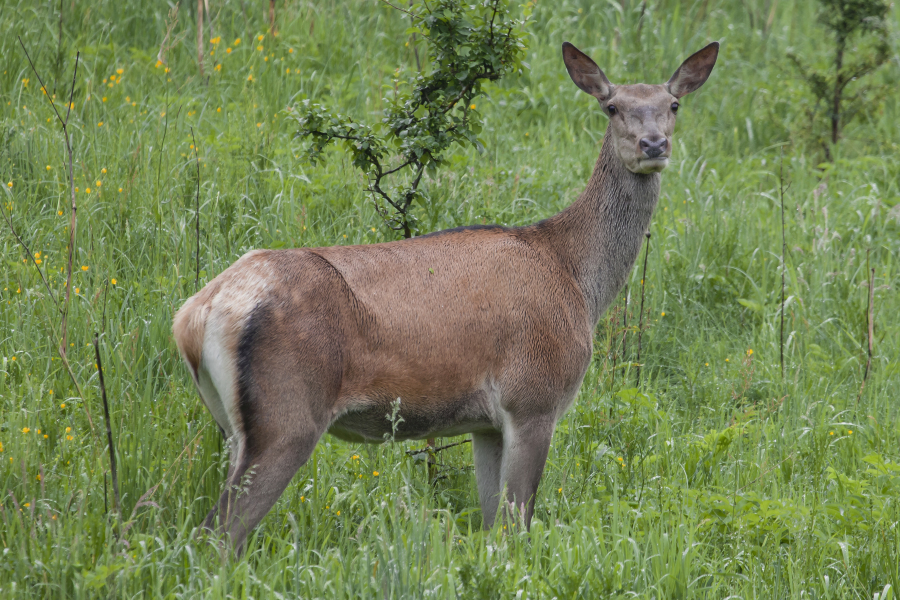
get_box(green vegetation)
[1,0,898,597]
[297,0,530,237]
[789,0,891,152]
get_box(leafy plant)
[294,0,530,238]
[789,0,891,153]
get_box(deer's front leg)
[499,416,556,528]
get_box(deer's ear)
[667,42,719,98]
[562,42,614,101]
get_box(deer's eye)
[671,102,680,114]
[607,104,617,116]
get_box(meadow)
[1,0,899,597]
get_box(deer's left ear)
[666,42,719,98]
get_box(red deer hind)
[173,41,719,551]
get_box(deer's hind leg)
[207,417,327,553]
[203,301,343,554]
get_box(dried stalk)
[94,333,120,515]
[635,231,651,386]
[857,254,875,403]
[18,38,95,433]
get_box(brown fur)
[172,42,719,552]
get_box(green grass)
[1,0,899,597]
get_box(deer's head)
[563,42,719,175]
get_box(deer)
[173,41,719,552]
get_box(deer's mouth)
[635,157,669,173]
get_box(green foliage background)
[1,0,898,597]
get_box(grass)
[1,0,899,597]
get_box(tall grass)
[1,0,898,597]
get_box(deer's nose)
[640,137,668,159]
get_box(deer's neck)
[532,125,660,326]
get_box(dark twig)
[190,127,201,290]
[94,333,120,515]
[857,253,875,403]
[406,438,472,457]
[635,231,651,386]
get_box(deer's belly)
[328,388,497,443]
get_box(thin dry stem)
[857,256,875,403]
[94,333,120,515]
[18,39,95,433]
[635,231,651,386]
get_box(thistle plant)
[294,0,530,238]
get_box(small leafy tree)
[789,0,891,152]
[294,0,530,238]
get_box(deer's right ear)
[562,42,613,102]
